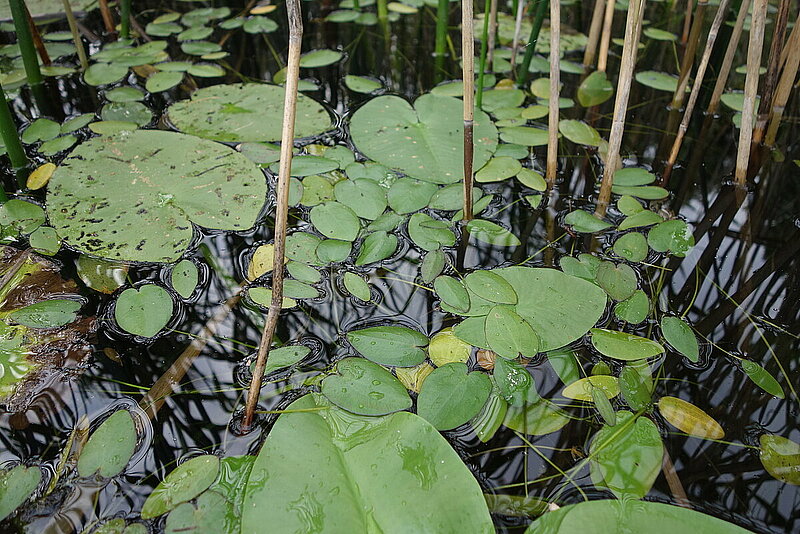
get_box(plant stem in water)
[509,0,525,77]
[486,0,498,69]
[662,0,730,183]
[583,0,606,69]
[98,0,116,36]
[0,81,28,180]
[546,0,559,187]
[671,0,707,110]
[120,0,131,39]
[476,0,491,108]
[596,0,616,72]
[462,0,475,221]
[595,0,645,217]
[706,0,751,115]
[516,0,547,87]
[734,0,766,186]
[9,0,43,88]
[434,0,449,81]
[24,4,51,66]
[764,13,800,147]
[752,0,791,146]
[242,0,303,431]
[62,0,88,70]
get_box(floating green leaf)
[590,328,664,361]
[614,290,650,324]
[343,272,371,301]
[661,315,699,362]
[619,363,653,411]
[635,71,681,92]
[347,325,428,367]
[562,375,620,401]
[146,71,183,92]
[464,270,517,305]
[475,157,522,183]
[114,284,173,338]
[300,49,343,68]
[503,399,570,436]
[466,219,521,247]
[494,358,538,406]
[47,130,267,263]
[596,261,638,301]
[309,202,361,241]
[741,360,785,398]
[334,178,387,220]
[613,232,648,262]
[345,74,382,93]
[759,434,800,485]
[0,199,45,234]
[141,455,220,519]
[559,119,602,146]
[428,328,471,366]
[648,220,694,257]
[485,305,539,359]
[171,260,199,299]
[350,94,498,184]
[564,209,612,233]
[434,275,471,313]
[77,410,137,478]
[408,212,455,251]
[165,491,230,534]
[417,362,492,430]
[322,357,412,416]
[9,299,80,328]
[0,465,41,521]
[355,231,397,265]
[578,71,614,107]
[420,249,446,283]
[167,83,331,142]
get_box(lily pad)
[660,315,699,362]
[167,83,331,142]
[0,465,41,521]
[355,231,397,265]
[141,455,220,519]
[417,362,492,430]
[578,71,614,107]
[114,284,173,338]
[347,325,428,367]
[759,434,800,485]
[321,357,412,415]
[77,410,137,478]
[350,94,498,184]
[591,328,664,361]
[47,130,267,263]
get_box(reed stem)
[734,0,766,186]
[487,0,498,69]
[595,0,645,217]
[706,0,751,115]
[671,0,707,110]
[509,0,525,76]
[596,0,616,72]
[62,0,88,70]
[583,0,606,69]
[9,0,43,88]
[24,4,51,66]
[377,0,388,21]
[462,0,475,220]
[242,0,303,431]
[516,0,547,87]
[434,0,449,80]
[681,0,693,45]
[764,13,800,147]
[120,0,131,39]
[98,0,116,36]
[546,0,559,187]
[752,0,790,145]
[0,82,28,180]
[476,0,491,108]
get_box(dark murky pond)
[0,0,798,532]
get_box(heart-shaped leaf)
[321,357,412,416]
[485,305,539,359]
[141,455,220,519]
[171,259,199,299]
[417,362,492,430]
[347,326,428,367]
[309,202,361,241]
[596,261,638,301]
[114,284,174,338]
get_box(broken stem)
[242,0,303,431]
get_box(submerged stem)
[242,0,303,431]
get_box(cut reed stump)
[242,0,303,431]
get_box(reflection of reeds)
[546,0,559,187]
[243,0,303,430]
[663,0,731,183]
[706,0,751,116]
[463,0,475,220]
[735,0,767,186]
[764,13,800,147]
[595,0,645,217]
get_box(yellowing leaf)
[657,396,724,440]
[27,162,56,190]
[250,4,277,14]
[394,362,434,393]
[247,243,287,281]
[562,375,620,402]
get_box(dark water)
[1,1,799,532]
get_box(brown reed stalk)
[487,0,498,69]
[662,0,730,183]
[734,0,767,186]
[62,0,88,70]
[681,0,693,45]
[546,0,559,186]
[24,4,51,66]
[583,0,606,69]
[595,0,645,217]
[462,0,475,221]
[764,13,800,146]
[671,0,707,110]
[510,0,525,76]
[752,0,791,145]
[242,0,303,431]
[778,17,799,68]
[596,0,616,72]
[98,0,116,35]
[706,0,751,115]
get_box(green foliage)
[417,362,492,430]
[141,455,220,519]
[114,284,173,338]
[321,357,412,415]
[77,410,137,478]
[347,326,428,367]
[0,465,41,521]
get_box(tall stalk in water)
[516,0,547,87]
[120,0,132,39]
[663,0,730,183]
[595,0,645,217]
[9,0,43,88]
[476,0,491,108]
[706,0,751,115]
[486,0,498,69]
[242,0,303,431]
[583,0,606,69]
[462,0,475,220]
[98,0,116,35]
[752,0,791,146]
[62,0,88,70]
[764,13,800,147]
[434,0,449,80]
[671,0,708,110]
[0,81,28,184]
[545,0,559,186]
[734,0,766,186]
[596,0,616,72]
[509,0,525,76]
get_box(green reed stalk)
[476,0,491,108]
[752,0,790,146]
[377,0,388,22]
[663,0,730,184]
[9,0,43,88]
[734,0,766,186]
[0,82,28,179]
[120,0,131,39]
[764,13,800,146]
[62,0,88,70]
[545,0,559,186]
[434,0,449,79]
[462,0,475,220]
[671,0,708,110]
[243,0,303,431]
[706,0,751,115]
[595,0,645,217]
[516,0,547,87]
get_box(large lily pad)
[242,395,494,533]
[46,130,267,263]
[167,83,332,143]
[350,94,498,184]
